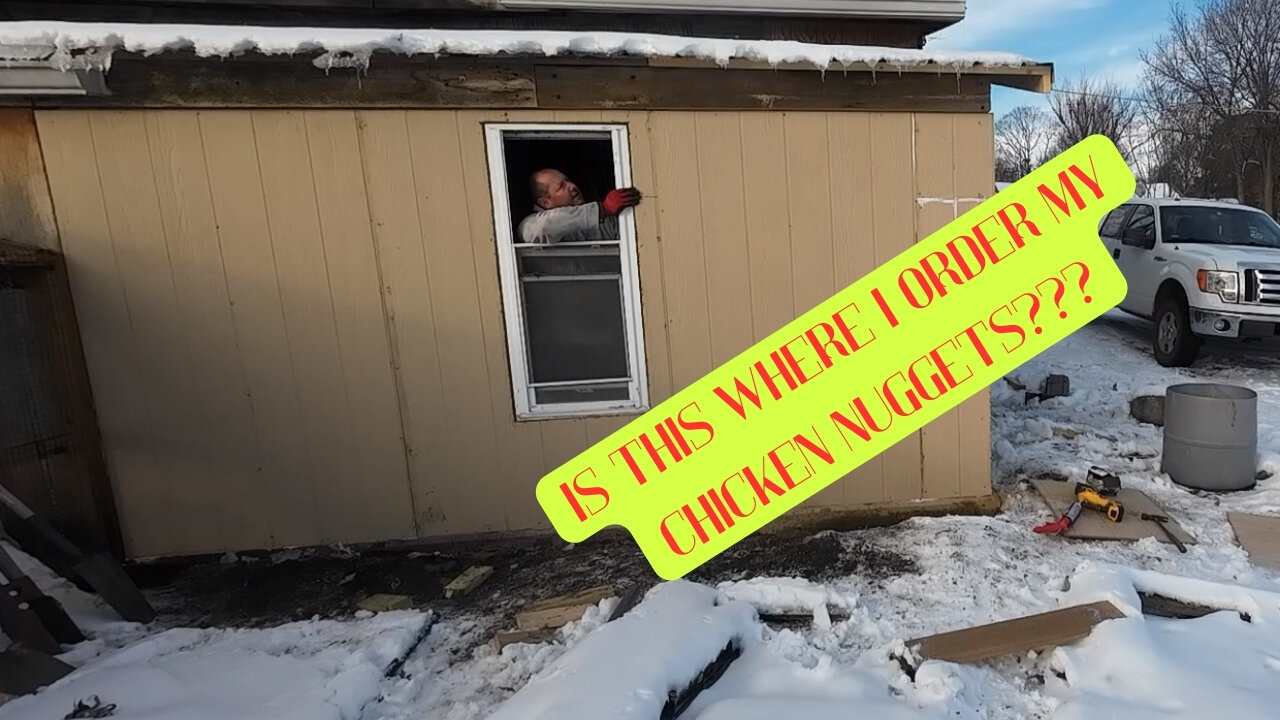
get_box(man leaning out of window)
[519,168,643,244]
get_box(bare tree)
[1045,74,1142,161]
[994,105,1052,182]
[1141,0,1280,213]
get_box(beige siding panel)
[912,113,963,502]
[253,110,364,545]
[739,113,794,342]
[0,109,59,250]
[869,113,923,503]
[694,113,754,366]
[782,113,842,509]
[91,112,223,555]
[457,110,548,531]
[403,111,503,535]
[145,111,270,549]
[826,113,883,506]
[304,111,416,540]
[649,112,712,394]
[35,111,158,556]
[200,111,318,549]
[355,110,450,531]
[954,114,995,498]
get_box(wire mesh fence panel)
[0,239,120,558]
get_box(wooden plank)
[444,565,493,598]
[145,110,270,549]
[826,112,882,506]
[609,110,674,407]
[1031,479,1197,545]
[0,109,59,250]
[43,56,537,110]
[952,113,996,498]
[90,111,214,555]
[253,110,356,546]
[738,113,793,343]
[535,67,990,112]
[404,111,503,536]
[649,112,712,393]
[455,109,548,531]
[912,114,963,503]
[1227,512,1280,572]
[38,110,160,559]
[523,584,615,613]
[304,110,416,543]
[492,627,557,650]
[869,113,922,503]
[355,109,449,534]
[199,110,318,549]
[908,601,1126,664]
[694,113,753,366]
[516,603,596,631]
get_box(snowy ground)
[5,309,1280,719]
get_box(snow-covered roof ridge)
[0,20,1040,74]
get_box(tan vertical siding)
[37,107,993,557]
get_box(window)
[1122,204,1155,247]
[1159,205,1280,249]
[1099,205,1133,238]
[484,123,648,420]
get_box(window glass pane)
[1124,205,1154,244]
[519,253,621,277]
[535,384,631,405]
[1099,206,1131,236]
[522,278,628,383]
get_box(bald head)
[530,168,584,210]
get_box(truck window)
[1099,206,1132,237]
[1159,205,1280,249]
[1122,205,1155,247]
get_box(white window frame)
[483,122,650,421]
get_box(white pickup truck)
[1098,197,1280,367]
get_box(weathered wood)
[25,55,537,109]
[0,110,59,250]
[907,601,1126,664]
[523,584,615,613]
[1138,592,1250,622]
[443,565,493,598]
[516,603,595,631]
[492,627,557,650]
[535,65,990,112]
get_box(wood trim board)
[907,601,1126,664]
[1227,512,1280,571]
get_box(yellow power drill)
[1075,482,1123,522]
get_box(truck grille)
[1244,268,1280,304]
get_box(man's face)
[536,170,584,209]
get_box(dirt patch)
[132,529,917,632]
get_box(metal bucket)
[1161,383,1257,491]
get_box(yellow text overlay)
[535,134,1136,580]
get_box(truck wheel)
[1152,295,1201,367]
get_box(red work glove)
[601,187,642,216]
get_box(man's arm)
[519,202,616,244]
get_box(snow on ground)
[386,311,1280,720]
[7,310,1280,719]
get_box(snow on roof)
[0,20,1040,74]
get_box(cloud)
[926,0,1110,50]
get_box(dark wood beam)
[535,65,991,112]
[1,53,993,113]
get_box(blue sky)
[925,0,1180,119]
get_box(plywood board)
[907,601,1126,664]
[1228,512,1280,572]
[1031,480,1197,546]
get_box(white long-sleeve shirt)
[518,202,621,244]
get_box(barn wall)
[35,107,994,558]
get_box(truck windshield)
[1159,205,1280,249]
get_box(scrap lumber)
[492,627,557,651]
[906,601,1126,664]
[358,593,413,613]
[1138,592,1251,622]
[516,584,616,631]
[1227,512,1280,572]
[606,584,647,623]
[443,565,493,598]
